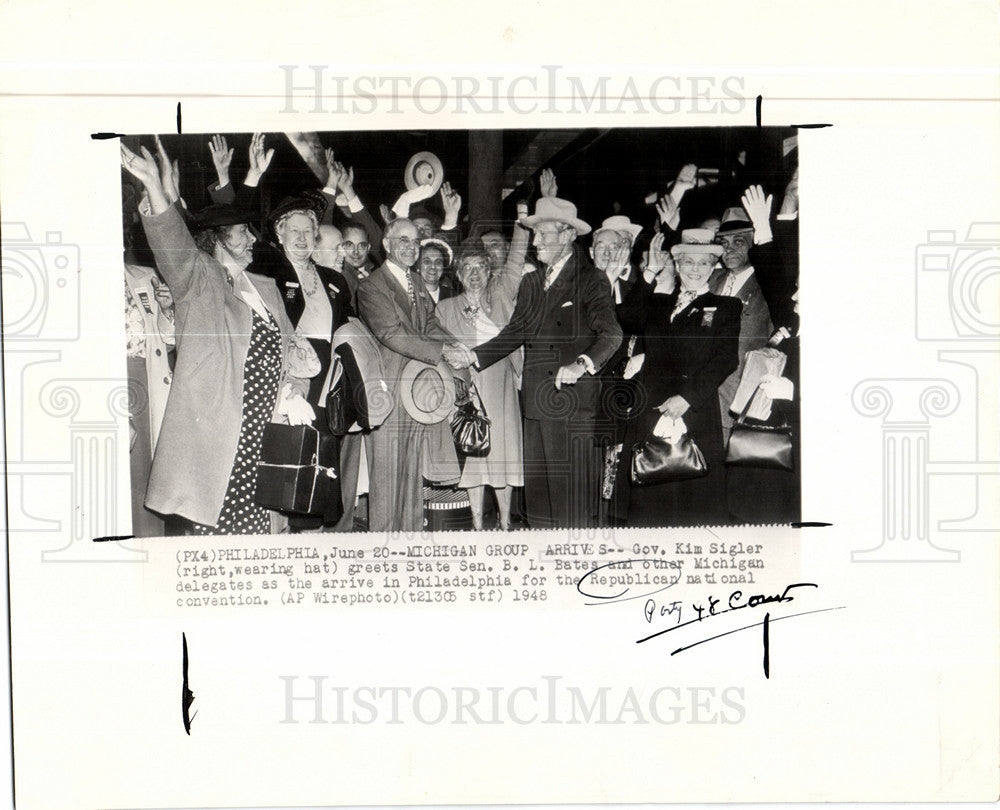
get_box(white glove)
[652,415,687,441]
[392,183,436,218]
[623,353,645,380]
[276,384,316,426]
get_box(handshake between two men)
[442,342,476,370]
[441,341,589,391]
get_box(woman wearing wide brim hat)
[189,203,260,274]
[614,229,743,528]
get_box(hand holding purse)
[630,415,708,485]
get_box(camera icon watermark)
[1,222,81,342]
[915,223,1000,341]
[852,220,1000,563]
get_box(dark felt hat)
[187,204,255,233]
[267,189,329,231]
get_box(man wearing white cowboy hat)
[456,190,622,530]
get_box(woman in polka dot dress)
[122,139,320,536]
[190,308,282,535]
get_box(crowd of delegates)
[122,133,800,536]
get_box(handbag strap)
[469,380,488,418]
[734,384,764,426]
[734,383,789,429]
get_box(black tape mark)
[762,612,770,678]
[755,95,762,127]
[182,633,196,734]
[793,123,832,129]
[790,522,833,528]
[90,133,126,140]
[92,535,135,542]
[176,102,182,134]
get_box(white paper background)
[1,1,998,808]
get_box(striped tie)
[405,272,416,307]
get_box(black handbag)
[450,381,491,457]
[325,370,354,437]
[630,426,708,485]
[725,385,794,471]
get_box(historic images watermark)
[279,675,746,725]
[278,65,747,116]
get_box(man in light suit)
[459,197,623,530]
[710,205,774,434]
[357,218,465,533]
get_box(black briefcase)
[255,424,341,517]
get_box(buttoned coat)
[473,246,622,421]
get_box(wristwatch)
[575,356,588,368]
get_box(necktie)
[721,272,736,297]
[405,271,416,307]
[671,289,697,321]
[543,264,557,291]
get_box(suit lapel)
[544,253,576,314]
[376,264,412,315]
[411,271,429,332]
[708,267,726,294]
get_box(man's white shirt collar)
[544,251,573,287]
[722,265,755,297]
[384,258,411,294]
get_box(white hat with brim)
[598,215,642,244]
[519,197,591,235]
[670,228,724,258]
[399,358,457,425]
[404,151,444,196]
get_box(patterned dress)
[191,309,282,535]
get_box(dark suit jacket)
[597,266,643,442]
[474,246,622,421]
[751,231,798,333]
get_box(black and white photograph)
[121,127,801,537]
[2,2,998,808]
